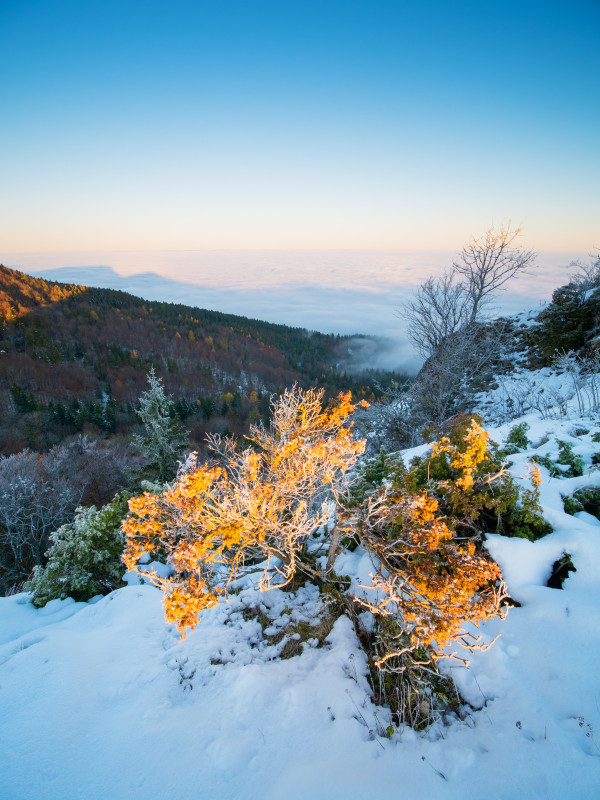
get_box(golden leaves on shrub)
[358,419,507,665]
[122,387,366,637]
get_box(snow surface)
[2,404,600,799]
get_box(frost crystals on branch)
[133,368,189,483]
[123,386,367,637]
[453,222,536,324]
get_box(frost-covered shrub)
[503,422,530,454]
[134,369,189,482]
[563,494,584,516]
[123,388,366,637]
[28,492,130,607]
[0,449,80,593]
[536,440,585,479]
[123,406,519,730]
[346,418,508,726]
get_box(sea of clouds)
[5,249,578,373]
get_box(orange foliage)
[431,418,490,490]
[529,460,543,489]
[356,419,506,664]
[122,387,367,636]
[358,490,504,662]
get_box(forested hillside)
[0,265,401,453]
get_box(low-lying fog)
[6,249,578,374]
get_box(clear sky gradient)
[1,0,598,252]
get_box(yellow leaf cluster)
[122,387,366,637]
[432,419,490,490]
[529,460,543,489]
[361,486,503,657]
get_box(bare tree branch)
[452,222,536,323]
[400,271,470,359]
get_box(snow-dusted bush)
[0,449,80,593]
[343,418,509,725]
[563,487,600,520]
[27,492,130,607]
[535,439,585,479]
[123,387,367,636]
[123,398,518,729]
[504,421,530,453]
[334,414,558,726]
[529,252,600,360]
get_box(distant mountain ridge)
[0,264,404,453]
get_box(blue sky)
[1,0,598,252]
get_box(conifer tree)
[133,369,188,482]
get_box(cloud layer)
[6,249,578,373]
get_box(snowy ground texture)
[2,381,600,798]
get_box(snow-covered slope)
[2,406,600,799]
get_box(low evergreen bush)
[571,488,600,520]
[377,414,551,541]
[535,440,585,479]
[503,422,530,453]
[563,494,584,516]
[28,492,130,607]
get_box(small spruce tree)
[134,368,189,482]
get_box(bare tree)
[0,450,80,592]
[402,270,470,359]
[401,223,535,360]
[409,321,511,426]
[453,222,536,323]
[0,435,135,593]
[45,435,134,506]
[389,224,537,439]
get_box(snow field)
[1,408,600,799]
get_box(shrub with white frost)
[27,492,130,607]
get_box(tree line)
[0,265,407,453]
